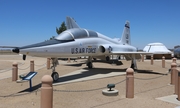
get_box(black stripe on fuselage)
[19,39,74,49]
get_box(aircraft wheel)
[87,62,93,69]
[93,58,96,60]
[130,63,134,70]
[106,56,110,61]
[51,72,59,82]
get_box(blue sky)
[0,0,180,49]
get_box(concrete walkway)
[156,95,180,105]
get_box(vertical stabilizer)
[120,21,131,45]
[66,17,80,29]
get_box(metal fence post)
[178,70,180,101]
[30,60,34,72]
[171,63,177,85]
[162,56,165,68]
[47,58,51,69]
[172,58,177,63]
[151,56,153,65]
[142,55,144,62]
[12,62,18,81]
[126,68,134,98]
[41,75,53,108]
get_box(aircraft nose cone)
[12,48,19,53]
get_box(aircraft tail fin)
[119,21,131,45]
[66,17,80,29]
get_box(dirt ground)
[0,55,179,108]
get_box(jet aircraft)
[0,17,151,81]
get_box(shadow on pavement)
[54,67,127,84]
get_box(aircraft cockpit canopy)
[55,31,74,41]
[55,28,98,41]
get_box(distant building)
[143,43,172,59]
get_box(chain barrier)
[53,87,106,92]
[0,62,25,73]
[34,62,46,66]
[0,89,39,98]
[134,71,170,80]
[18,66,30,70]
[53,78,126,92]
[0,69,171,97]
[0,62,46,73]
[16,62,46,70]
[114,78,126,85]
[0,78,126,97]
[0,68,12,73]
[0,92,30,98]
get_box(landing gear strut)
[51,58,59,82]
[106,56,110,61]
[130,58,137,70]
[87,62,93,69]
[86,56,93,69]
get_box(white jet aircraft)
[1,17,151,81]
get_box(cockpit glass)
[55,32,74,41]
[55,28,98,41]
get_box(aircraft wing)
[111,51,153,55]
[111,51,153,60]
[0,48,18,55]
[0,46,17,55]
[0,46,18,48]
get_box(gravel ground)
[0,55,179,108]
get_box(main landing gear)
[87,62,93,68]
[130,58,137,70]
[51,58,59,82]
[86,56,93,69]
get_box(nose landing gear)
[130,58,137,70]
[51,72,59,82]
[51,58,59,82]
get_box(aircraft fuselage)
[18,29,137,58]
